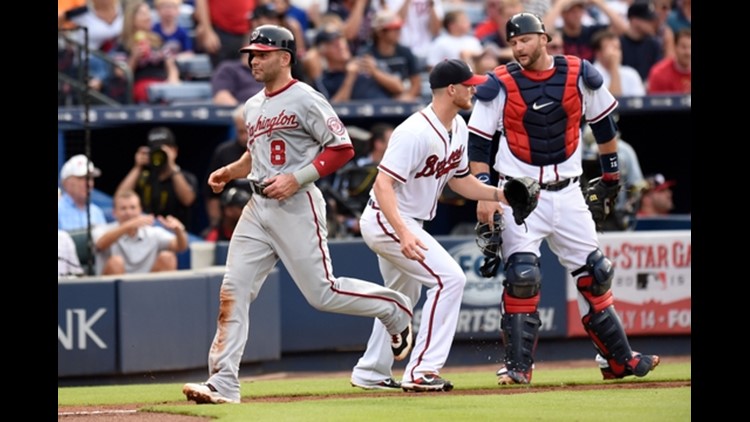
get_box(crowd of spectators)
[59,0,691,105]
[58,0,691,275]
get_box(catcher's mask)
[475,212,505,258]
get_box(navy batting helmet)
[506,13,552,42]
[239,25,297,63]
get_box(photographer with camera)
[115,126,198,231]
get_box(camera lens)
[150,148,167,169]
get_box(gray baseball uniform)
[204,80,414,402]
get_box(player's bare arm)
[209,151,252,194]
[373,173,427,262]
[468,162,501,225]
[447,176,508,205]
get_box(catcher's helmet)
[475,213,505,259]
[239,25,297,63]
[506,13,552,42]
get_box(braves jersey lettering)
[495,55,583,166]
[415,145,466,179]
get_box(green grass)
[59,361,691,421]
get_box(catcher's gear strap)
[503,252,541,300]
[501,311,541,374]
[468,132,493,164]
[589,114,617,142]
[583,306,635,367]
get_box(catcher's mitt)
[475,212,504,278]
[503,177,541,225]
[584,176,621,228]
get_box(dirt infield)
[58,357,691,421]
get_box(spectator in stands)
[543,0,627,63]
[273,0,312,33]
[192,0,256,68]
[60,0,124,93]
[666,0,690,34]
[620,0,663,82]
[274,0,310,50]
[425,10,484,70]
[477,0,523,64]
[58,154,108,231]
[58,0,87,30]
[474,0,504,40]
[521,0,551,18]
[59,229,84,278]
[301,13,346,82]
[471,46,501,77]
[647,28,690,94]
[92,189,188,275]
[204,187,251,241]
[152,0,195,57]
[638,173,675,216]
[326,0,376,56]
[313,28,394,102]
[359,9,422,101]
[203,105,253,232]
[591,29,645,97]
[111,0,181,103]
[652,0,675,58]
[115,126,199,231]
[545,27,564,55]
[374,0,445,68]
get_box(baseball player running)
[467,13,660,385]
[350,59,511,392]
[182,25,414,405]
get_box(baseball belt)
[501,175,579,192]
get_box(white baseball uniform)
[205,80,414,401]
[351,105,470,385]
[467,62,618,315]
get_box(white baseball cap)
[60,154,102,180]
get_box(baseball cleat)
[391,323,413,361]
[182,382,239,404]
[496,366,532,385]
[596,352,661,380]
[350,377,402,390]
[402,374,454,392]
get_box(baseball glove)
[503,177,541,225]
[475,212,504,278]
[584,176,621,228]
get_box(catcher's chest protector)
[496,55,583,166]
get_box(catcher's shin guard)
[574,250,658,379]
[499,252,543,384]
[583,306,658,379]
[500,309,541,384]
